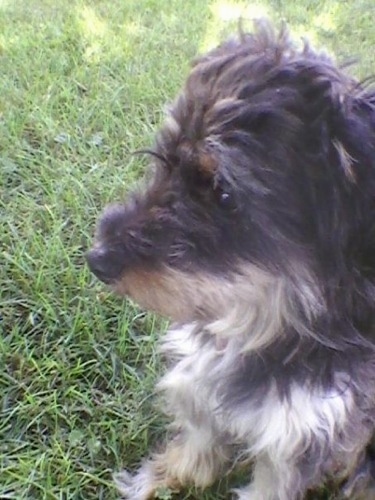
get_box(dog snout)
[86,247,124,284]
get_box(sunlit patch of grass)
[200,0,272,52]
[0,0,373,498]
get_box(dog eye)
[215,189,237,211]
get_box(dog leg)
[232,455,306,500]
[114,460,172,500]
[340,448,375,500]
[115,427,229,499]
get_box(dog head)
[87,22,375,347]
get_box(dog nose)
[86,247,124,284]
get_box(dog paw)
[114,468,155,500]
[231,486,262,500]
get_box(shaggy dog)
[86,22,375,499]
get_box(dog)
[86,21,375,499]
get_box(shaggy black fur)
[87,22,375,500]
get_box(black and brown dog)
[87,21,375,500]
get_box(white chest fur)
[158,324,355,465]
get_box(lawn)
[0,1,374,499]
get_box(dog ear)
[294,64,374,181]
[334,92,375,280]
[279,62,346,125]
[306,85,375,277]
[330,91,375,179]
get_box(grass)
[0,0,374,498]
